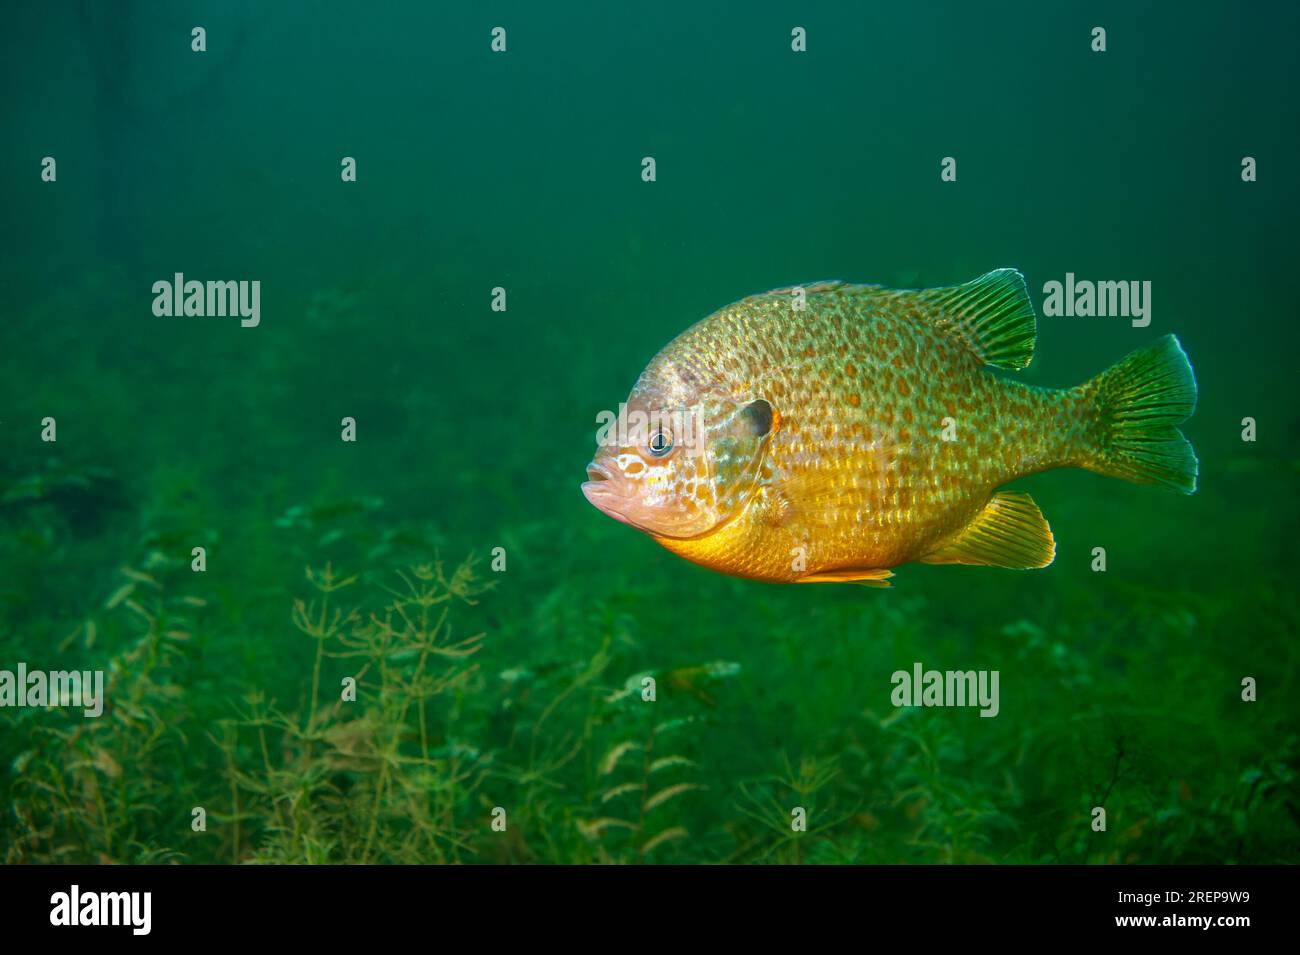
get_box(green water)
[1,1,1296,863]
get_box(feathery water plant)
[6,554,201,863]
[219,557,493,863]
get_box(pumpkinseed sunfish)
[581,269,1198,586]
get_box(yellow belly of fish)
[651,479,970,583]
[656,484,1049,585]
[653,431,1042,586]
[654,511,807,582]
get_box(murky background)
[2,1,1296,863]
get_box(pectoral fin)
[919,491,1056,569]
[765,432,904,531]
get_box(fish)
[581,269,1198,586]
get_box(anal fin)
[919,491,1056,569]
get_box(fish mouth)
[581,459,732,540]
[581,462,634,527]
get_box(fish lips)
[582,461,721,539]
[581,462,636,528]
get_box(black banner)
[0,864,1285,941]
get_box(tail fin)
[1081,334,1199,493]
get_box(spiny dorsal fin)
[915,268,1037,370]
[748,270,1035,369]
[918,490,1055,568]
[750,280,847,302]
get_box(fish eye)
[648,428,674,457]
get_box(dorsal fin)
[748,280,847,302]
[744,270,1036,369]
[914,268,1037,370]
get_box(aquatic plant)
[2,508,1296,864]
[217,558,493,863]
[575,712,701,863]
[6,555,201,863]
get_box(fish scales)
[583,269,1198,586]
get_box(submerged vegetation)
[1,275,1297,865]
[2,443,1296,863]
[4,0,1298,868]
